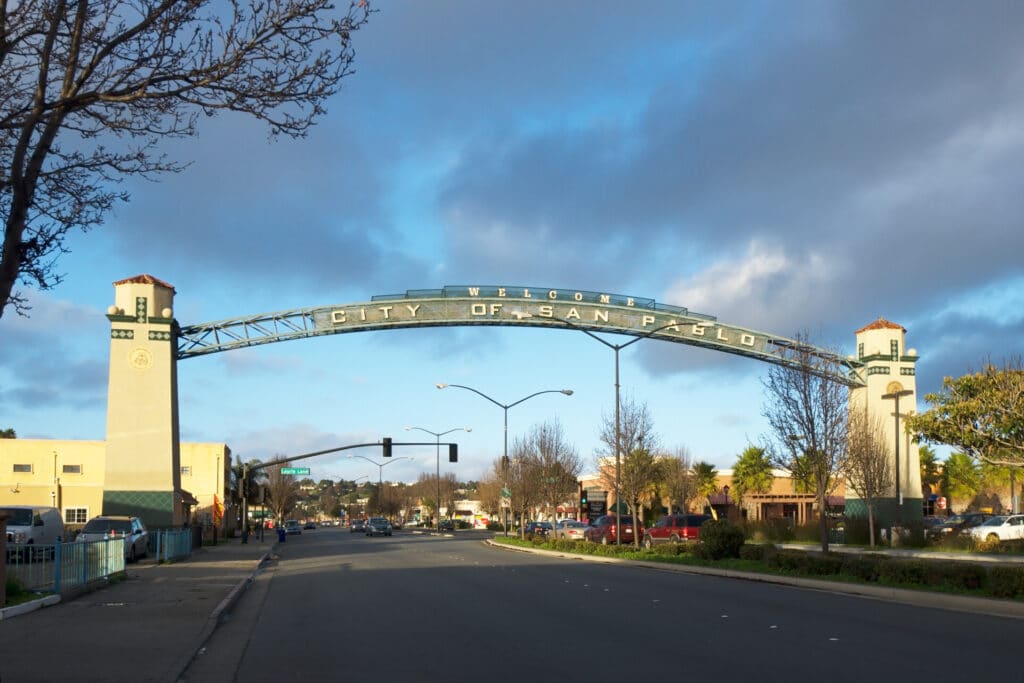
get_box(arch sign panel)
[177,285,864,386]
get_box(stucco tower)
[847,318,923,529]
[104,275,184,527]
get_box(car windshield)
[562,521,584,528]
[83,519,133,534]
[0,508,33,526]
[980,516,1007,527]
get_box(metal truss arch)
[176,285,866,386]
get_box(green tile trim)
[135,297,148,324]
[103,490,174,528]
[111,329,135,340]
[148,331,173,342]
[106,314,138,323]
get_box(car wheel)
[128,544,136,563]
[642,536,653,550]
[987,533,1000,544]
[669,534,680,544]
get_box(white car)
[969,515,1024,545]
[76,515,149,562]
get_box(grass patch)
[490,535,1024,601]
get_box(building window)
[180,466,191,476]
[62,464,82,475]
[65,508,89,524]
[858,343,864,359]
[890,339,899,360]
[12,463,31,473]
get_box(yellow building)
[0,438,234,534]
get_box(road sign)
[280,467,310,475]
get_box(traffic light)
[382,437,392,458]
[448,443,458,462]
[580,485,588,515]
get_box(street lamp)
[405,426,471,535]
[346,454,414,514]
[881,388,914,515]
[527,315,691,544]
[436,383,573,536]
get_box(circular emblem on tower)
[129,347,154,370]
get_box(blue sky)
[2,1,1023,485]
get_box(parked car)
[524,521,553,538]
[642,513,712,548]
[925,512,994,543]
[76,515,149,562]
[438,519,455,532]
[969,515,1024,545]
[584,515,643,545]
[284,519,302,535]
[554,519,587,541]
[304,521,316,530]
[365,517,393,537]
[350,519,366,533]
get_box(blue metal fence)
[5,529,193,597]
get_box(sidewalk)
[0,534,273,683]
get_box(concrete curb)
[484,539,1024,620]
[0,593,61,620]
[167,547,274,683]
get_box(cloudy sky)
[2,1,1022,485]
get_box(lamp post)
[346,455,413,514]
[436,383,573,537]
[529,315,694,544]
[405,426,471,535]
[881,388,914,517]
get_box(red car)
[642,513,712,548]
[584,515,644,545]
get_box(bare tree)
[762,332,850,552]
[661,446,697,513]
[596,395,661,544]
[519,420,581,529]
[266,465,300,525]
[0,0,372,318]
[846,409,894,547]
[509,434,544,536]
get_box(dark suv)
[523,521,552,538]
[584,515,643,545]
[925,512,994,543]
[642,513,712,548]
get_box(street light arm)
[437,383,508,410]
[507,389,574,409]
[405,426,471,438]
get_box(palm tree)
[693,461,719,514]
[942,452,980,512]
[731,446,774,519]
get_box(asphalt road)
[182,528,1022,682]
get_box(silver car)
[554,519,587,541]
[76,515,149,562]
[365,517,393,537]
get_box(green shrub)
[697,520,745,560]
[744,518,795,543]
[840,555,883,582]
[879,560,927,585]
[986,566,1024,598]
[648,542,688,557]
[739,544,768,562]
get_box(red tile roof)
[112,274,176,292]
[855,317,904,334]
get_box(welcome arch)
[104,276,919,528]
